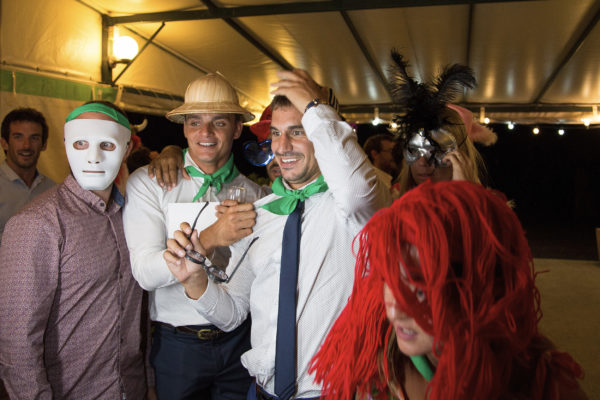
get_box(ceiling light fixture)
[372,107,381,126]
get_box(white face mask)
[64,119,131,190]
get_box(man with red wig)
[310,181,587,399]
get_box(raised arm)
[271,69,391,223]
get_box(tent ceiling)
[83,0,600,125]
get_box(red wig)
[310,181,583,399]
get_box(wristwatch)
[304,97,322,113]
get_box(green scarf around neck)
[260,175,328,215]
[183,149,239,202]
[410,355,434,382]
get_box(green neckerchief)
[260,175,328,215]
[183,149,240,202]
[410,355,434,382]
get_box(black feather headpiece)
[388,50,476,142]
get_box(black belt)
[154,321,225,340]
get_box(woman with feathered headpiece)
[309,180,586,399]
[387,51,497,198]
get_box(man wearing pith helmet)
[163,69,392,399]
[123,73,267,399]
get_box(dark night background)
[128,111,600,261]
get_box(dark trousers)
[151,318,252,400]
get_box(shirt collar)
[111,184,125,207]
[64,174,124,213]
[0,160,40,184]
[184,148,206,173]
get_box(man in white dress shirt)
[164,69,391,399]
[123,73,267,399]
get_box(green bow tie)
[183,150,240,202]
[260,175,328,215]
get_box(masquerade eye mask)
[403,129,457,167]
[243,139,274,167]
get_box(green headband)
[66,103,130,129]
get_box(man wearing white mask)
[0,102,148,399]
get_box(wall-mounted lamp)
[110,34,139,67]
[103,22,164,85]
[533,127,540,135]
[507,121,515,130]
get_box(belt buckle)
[196,328,218,340]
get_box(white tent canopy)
[2,0,600,182]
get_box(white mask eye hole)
[100,141,117,151]
[73,140,89,150]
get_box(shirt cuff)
[301,104,341,140]
[186,279,219,315]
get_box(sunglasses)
[184,201,259,283]
[243,139,274,167]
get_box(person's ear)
[233,120,243,140]
[369,149,378,161]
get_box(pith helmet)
[166,73,254,123]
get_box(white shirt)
[0,160,55,241]
[123,153,267,326]
[189,105,392,397]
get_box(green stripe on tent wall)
[94,86,118,103]
[15,72,94,101]
[0,70,13,92]
[0,69,118,102]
